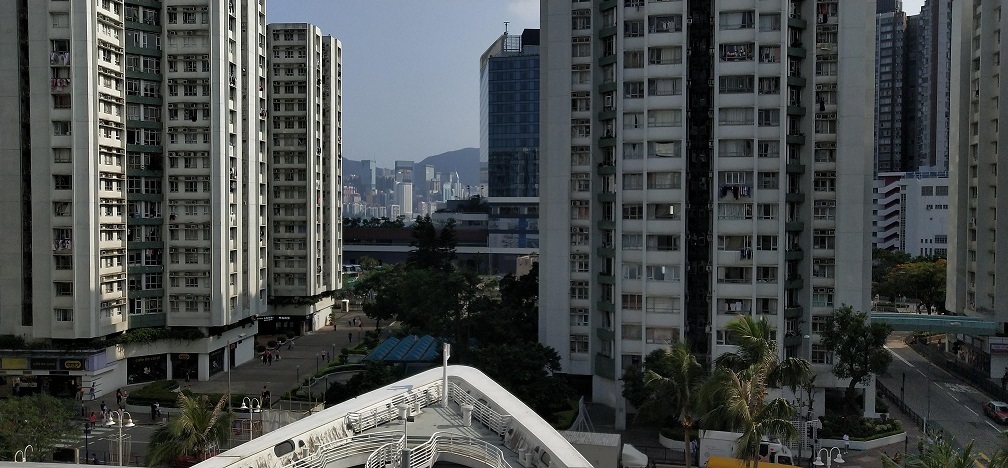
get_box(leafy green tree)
[819,306,892,413]
[147,393,233,466]
[703,316,811,468]
[635,343,705,468]
[872,248,912,295]
[0,394,78,462]
[882,436,980,468]
[407,216,455,271]
[324,360,397,405]
[469,342,571,415]
[881,259,947,314]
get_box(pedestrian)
[90,382,96,400]
[89,411,97,429]
[185,370,191,385]
[91,454,98,465]
[288,339,294,350]
[261,385,270,407]
[348,332,352,342]
[690,439,699,466]
[267,352,273,366]
[116,388,123,406]
[843,434,850,453]
[100,401,107,418]
[150,402,157,421]
[264,349,270,365]
[274,349,281,361]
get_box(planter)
[820,432,906,451]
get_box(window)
[813,200,836,220]
[622,203,644,220]
[648,78,681,96]
[813,230,835,250]
[758,140,780,158]
[624,50,644,68]
[758,172,779,189]
[811,344,833,364]
[570,281,589,300]
[813,258,835,278]
[570,334,589,354]
[624,20,645,37]
[53,121,72,136]
[719,107,754,125]
[813,171,836,192]
[648,140,680,158]
[572,10,591,30]
[719,11,754,30]
[570,227,590,246]
[624,81,645,99]
[648,15,682,33]
[759,46,781,63]
[55,308,73,322]
[646,234,680,251]
[623,112,644,129]
[756,266,777,283]
[54,175,72,190]
[648,46,682,64]
[54,282,74,296]
[570,309,589,327]
[571,200,590,220]
[622,233,642,250]
[716,329,739,346]
[758,109,780,126]
[570,254,590,273]
[623,173,643,190]
[622,263,642,280]
[720,75,754,94]
[571,173,591,192]
[572,38,591,58]
[721,43,754,61]
[571,119,590,138]
[718,203,752,220]
[757,203,778,219]
[759,13,781,31]
[648,109,680,127]
[757,235,778,251]
[758,77,780,95]
[647,172,680,189]
[646,265,679,282]
[622,323,642,340]
[622,294,643,310]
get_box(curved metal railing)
[364,433,404,468]
[406,431,514,468]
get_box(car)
[984,400,1008,423]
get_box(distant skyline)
[268,1,925,168]
[267,1,539,168]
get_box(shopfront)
[126,354,167,384]
[0,355,89,398]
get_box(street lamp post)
[226,333,247,410]
[813,447,844,468]
[14,445,33,463]
[105,410,135,466]
[240,397,261,442]
[84,422,91,463]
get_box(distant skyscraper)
[875,1,908,174]
[909,0,953,172]
[481,29,540,198]
[539,0,875,428]
[266,23,343,332]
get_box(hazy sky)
[267,1,539,167]
[269,1,926,168]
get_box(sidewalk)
[183,310,378,406]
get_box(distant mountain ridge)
[343,148,481,188]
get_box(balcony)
[598,25,618,39]
[784,249,804,261]
[597,192,616,203]
[786,133,806,145]
[786,163,806,174]
[784,275,803,289]
[597,272,615,285]
[597,164,616,176]
[596,327,615,341]
[786,105,806,116]
[787,76,807,88]
[787,46,806,58]
[598,219,617,230]
[785,192,806,203]
[784,306,803,319]
[597,300,615,312]
[597,246,615,257]
[784,333,803,347]
[595,353,616,380]
[785,221,805,232]
[788,17,808,29]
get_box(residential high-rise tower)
[539,0,874,428]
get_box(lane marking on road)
[967,407,980,416]
[988,420,1001,431]
[886,345,926,376]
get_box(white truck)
[698,430,795,467]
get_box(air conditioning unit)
[185,31,195,36]
[815,84,824,91]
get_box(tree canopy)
[0,394,79,462]
[147,393,233,466]
[880,259,947,313]
[819,306,892,413]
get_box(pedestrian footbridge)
[869,312,1000,335]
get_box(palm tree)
[635,343,705,468]
[702,316,811,468]
[146,393,234,467]
[882,436,979,468]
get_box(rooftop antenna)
[504,21,510,35]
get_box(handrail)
[284,431,400,468]
[364,434,404,468]
[448,383,512,435]
[407,432,514,468]
[346,380,443,433]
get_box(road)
[880,334,1005,460]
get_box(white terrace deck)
[194,366,592,468]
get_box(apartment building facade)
[947,0,1007,368]
[264,23,342,333]
[873,171,949,255]
[875,2,908,174]
[0,0,273,392]
[539,0,874,427]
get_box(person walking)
[100,401,108,418]
[89,411,97,429]
[116,388,123,407]
[89,382,96,400]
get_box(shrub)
[126,380,180,407]
[255,345,266,353]
[819,414,902,440]
[266,340,277,348]
[875,399,889,414]
[286,331,296,339]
